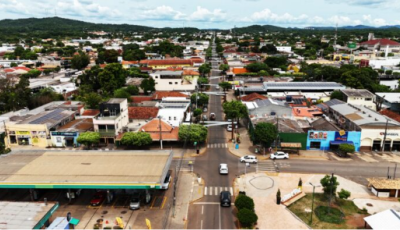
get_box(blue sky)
[1,0,400,29]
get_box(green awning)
[70,218,80,225]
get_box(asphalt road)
[187,43,239,229]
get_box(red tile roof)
[122,60,139,65]
[361,39,400,46]
[152,92,188,100]
[131,96,153,103]
[128,107,159,120]
[144,59,194,66]
[183,70,200,76]
[241,93,268,102]
[140,119,179,141]
[82,109,100,116]
[380,109,400,123]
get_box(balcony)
[98,130,116,137]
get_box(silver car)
[129,194,141,210]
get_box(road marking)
[207,144,210,148]
[205,187,207,195]
[215,187,218,195]
[219,205,221,229]
[225,187,228,191]
[201,220,203,229]
[161,196,167,209]
[225,143,228,148]
[209,187,212,196]
[230,187,233,195]
[202,205,204,215]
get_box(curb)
[189,177,205,204]
[172,147,208,159]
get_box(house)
[93,98,129,144]
[4,109,75,148]
[50,118,94,147]
[140,118,180,142]
[292,106,324,119]
[376,93,400,112]
[241,93,268,102]
[150,71,198,91]
[152,92,189,101]
[368,178,400,198]
[157,97,191,127]
[341,89,375,110]
[364,209,400,229]
[360,39,400,53]
[142,59,193,70]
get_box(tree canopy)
[178,124,208,143]
[223,100,248,120]
[191,93,209,106]
[140,78,156,94]
[121,132,152,147]
[253,122,278,148]
[219,82,232,92]
[76,132,100,149]
[320,174,340,197]
[71,52,90,69]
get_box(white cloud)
[187,6,226,22]
[140,5,185,20]
[56,0,121,19]
[362,14,386,26]
[0,0,30,15]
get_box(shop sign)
[309,131,327,140]
[16,131,31,135]
[380,132,399,136]
[339,130,346,136]
[51,132,77,137]
[335,131,348,142]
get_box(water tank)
[286,95,292,102]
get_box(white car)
[219,163,228,175]
[240,155,258,164]
[227,124,238,131]
[161,170,172,189]
[270,151,289,160]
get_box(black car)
[220,191,231,207]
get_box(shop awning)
[330,141,354,145]
[281,142,302,148]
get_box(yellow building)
[142,59,193,70]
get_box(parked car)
[161,170,172,189]
[220,191,231,207]
[210,113,216,120]
[90,191,106,206]
[203,107,208,113]
[226,124,238,132]
[219,163,228,175]
[129,193,141,210]
[270,151,289,160]
[240,155,258,164]
[65,189,83,200]
[216,86,220,90]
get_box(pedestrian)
[269,147,272,153]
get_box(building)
[93,99,129,144]
[246,99,293,119]
[292,106,324,119]
[0,201,59,229]
[150,71,198,91]
[152,91,189,101]
[157,97,190,127]
[364,209,400,229]
[127,107,159,132]
[376,93,400,112]
[360,39,400,53]
[340,89,375,110]
[241,93,268,102]
[306,130,361,151]
[50,118,94,147]
[263,82,346,93]
[368,178,400,198]
[140,118,180,142]
[142,59,193,70]
[329,103,400,152]
[5,109,75,148]
[276,46,292,53]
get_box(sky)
[1,0,400,29]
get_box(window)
[155,76,158,79]
[365,98,372,101]
[175,82,178,84]
[169,82,172,85]
[174,117,177,120]
[169,116,171,120]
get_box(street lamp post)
[381,118,389,153]
[158,116,163,150]
[309,182,321,225]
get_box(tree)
[219,82,232,92]
[198,77,209,89]
[191,93,209,106]
[102,49,119,63]
[386,70,393,75]
[219,64,229,74]
[320,174,339,197]
[338,189,351,200]
[264,56,287,68]
[198,63,211,77]
[338,143,355,157]
[253,122,278,149]
[126,85,139,95]
[223,100,248,121]
[245,62,269,73]
[260,44,277,54]
[237,208,258,228]
[76,132,100,150]
[22,69,42,78]
[140,78,156,95]
[114,89,131,101]
[121,132,152,147]
[330,90,344,101]
[98,63,127,95]
[10,62,17,67]
[178,124,208,143]
[83,92,102,109]
[123,44,146,61]
[193,108,202,118]
[234,195,255,211]
[71,53,90,69]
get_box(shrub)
[338,189,351,200]
[320,174,339,197]
[237,208,258,228]
[315,206,344,224]
[234,195,255,211]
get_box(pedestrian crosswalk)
[256,161,277,172]
[204,186,233,196]
[207,143,228,149]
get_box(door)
[310,142,321,149]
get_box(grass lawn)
[288,193,368,229]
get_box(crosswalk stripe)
[225,187,228,191]
[209,187,212,196]
[215,187,218,195]
[207,144,210,148]
[205,187,207,195]
[225,143,228,148]
[230,187,233,195]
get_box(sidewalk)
[167,172,204,229]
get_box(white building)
[341,89,376,111]
[93,98,129,144]
[157,97,190,127]
[276,46,292,53]
[150,71,198,91]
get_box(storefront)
[6,124,49,148]
[360,128,400,152]
[50,132,79,147]
[306,130,361,151]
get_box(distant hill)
[232,25,286,33]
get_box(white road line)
[204,187,207,196]
[219,205,221,229]
[207,144,210,148]
[202,205,204,215]
[225,143,228,148]
[225,187,228,191]
[215,187,218,195]
[209,187,212,196]
[230,187,233,195]
[217,143,221,148]
[201,220,203,229]
[193,202,235,205]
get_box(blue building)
[50,119,93,147]
[306,130,361,152]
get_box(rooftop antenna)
[334,23,338,54]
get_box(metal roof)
[0,150,173,189]
[263,82,345,91]
[341,89,374,98]
[376,93,400,103]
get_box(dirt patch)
[346,213,367,229]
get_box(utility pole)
[328,173,334,214]
[382,119,389,153]
[158,116,163,149]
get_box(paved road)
[187,40,238,229]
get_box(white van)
[219,164,228,175]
